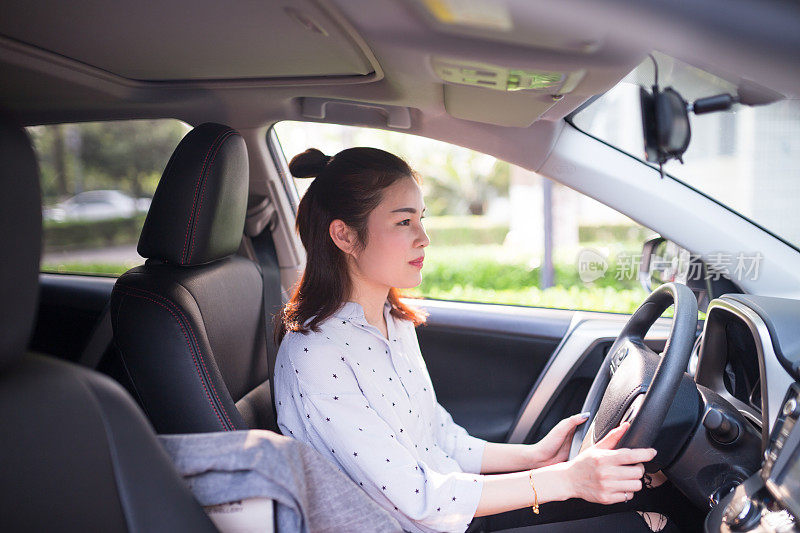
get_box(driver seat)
[0,113,217,532]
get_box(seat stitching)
[116,284,236,429]
[114,286,229,431]
[188,130,238,263]
[181,128,234,264]
[181,128,231,264]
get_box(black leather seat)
[110,123,279,434]
[0,114,218,532]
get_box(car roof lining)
[2,0,799,172]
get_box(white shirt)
[274,300,487,533]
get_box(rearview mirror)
[639,236,691,289]
[639,236,711,312]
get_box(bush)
[578,224,654,243]
[422,216,654,249]
[423,216,508,246]
[416,245,643,294]
[43,214,146,251]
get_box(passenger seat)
[110,123,280,434]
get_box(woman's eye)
[398,219,410,226]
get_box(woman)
[274,147,673,533]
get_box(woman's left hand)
[528,412,590,468]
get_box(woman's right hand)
[565,421,657,505]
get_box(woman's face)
[351,176,429,290]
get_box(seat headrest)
[0,113,42,371]
[138,123,248,266]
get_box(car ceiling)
[1,0,799,172]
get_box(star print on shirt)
[274,300,487,533]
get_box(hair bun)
[288,148,331,178]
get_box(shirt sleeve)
[434,401,487,475]
[287,338,484,533]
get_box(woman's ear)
[329,219,358,256]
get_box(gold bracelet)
[528,470,539,514]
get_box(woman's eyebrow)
[390,207,427,214]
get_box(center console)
[706,384,800,532]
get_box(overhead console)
[401,0,641,127]
[431,56,585,127]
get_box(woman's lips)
[409,258,424,269]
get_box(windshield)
[572,52,800,250]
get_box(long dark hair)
[276,147,427,342]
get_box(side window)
[273,121,650,314]
[27,120,189,276]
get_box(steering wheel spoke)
[570,283,698,461]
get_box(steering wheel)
[569,283,697,467]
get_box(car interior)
[2,1,800,532]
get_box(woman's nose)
[417,226,430,247]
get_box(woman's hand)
[528,412,590,468]
[565,421,657,505]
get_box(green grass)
[41,262,135,276]
[406,285,649,314]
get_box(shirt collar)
[333,300,392,323]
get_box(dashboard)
[692,294,800,532]
[695,299,769,448]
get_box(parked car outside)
[43,189,151,222]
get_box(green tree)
[29,119,187,204]
[79,120,186,197]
